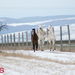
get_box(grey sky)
[0,0,75,18]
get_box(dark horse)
[31,29,38,52]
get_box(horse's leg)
[49,41,51,51]
[52,40,55,51]
[33,42,35,52]
[42,40,45,50]
[38,40,41,50]
[40,40,43,50]
[54,40,56,50]
[39,40,42,50]
[36,42,38,51]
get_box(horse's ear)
[38,24,42,28]
[48,25,50,29]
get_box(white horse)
[47,25,56,51]
[37,24,46,50]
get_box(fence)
[0,25,75,52]
[55,25,75,52]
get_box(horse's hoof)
[50,48,51,51]
[34,50,35,52]
[41,50,44,51]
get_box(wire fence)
[0,25,75,52]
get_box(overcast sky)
[0,0,75,18]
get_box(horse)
[31,29,38,52]
[37,24,46,50]
[47,25,56,51]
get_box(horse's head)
[38,24,44,33]
[38,24,46,35]
[38,24,42,29]
[48,25,53,32]
[32,28,35,35]
[48,25,52,30]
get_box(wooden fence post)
[13,33,15,50]
[37,29,38,33]
[22,32,24,49]
[4,35,6,50]
[26,31,28,49]
[1,35,3,49]
[67,25,71,52]
[31,31,32,49]
[60,26,62,51]
[10,34,12,49]
[18,33,20,49]
[52,27,54,32]
[7,34,9,49]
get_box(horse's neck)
[49,30,53,35]
[39,29,45,34]
[40,31,44,35]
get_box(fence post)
[4,35,6,50]
[18,33,20,49]
[10,34,12,50]
[13,33,15,50]
[22,32,24,49]
[52,27,54,32]
[67,25,71,52]
[60,26,62,51]
[26,31,28,49]
[1,35,3,49]
[31,31,33,49]
[7,34,9,49]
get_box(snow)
[2,50,75,64]
[0,50,75,75]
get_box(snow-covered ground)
[0,50,75,75]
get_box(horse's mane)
[48,26,54,34]
[48,26,56,40]
[40,28,46,34]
